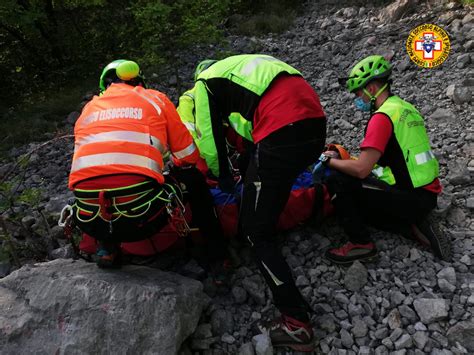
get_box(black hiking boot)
[411,213,452,261]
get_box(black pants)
[171,167,227,262]
[326,171,438,244]
[74,167,226,261]
[241,118,326,321]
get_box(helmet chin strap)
[363,83,388,115]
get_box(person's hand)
[322,150,340,159]
[163,157,174,174]
[218,175,235,194]
[170,156,195,171]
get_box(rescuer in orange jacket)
[68,59,227,270]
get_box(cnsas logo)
[406,24,450,68]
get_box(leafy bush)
[0,0,233,109]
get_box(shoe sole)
[413,215,452,261]
[327,253,379,266]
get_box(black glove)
[218,175,235,194]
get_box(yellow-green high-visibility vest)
[375,96,439,188]
[372,164,396,185]
[177,88,198,140]
[194,54,301,176]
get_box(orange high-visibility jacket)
[69,83,199,189]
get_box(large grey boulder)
[0,259,207,355]
[378,0,418,23]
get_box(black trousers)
[74,167,226,261]
[326,171,438,244]
[171,167,227,262]
[241,118,326,321]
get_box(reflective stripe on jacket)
[69,83,198,188]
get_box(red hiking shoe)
[255,314,314,352]
[325,241,377,265]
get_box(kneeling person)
[68,59,225,269]
[322,55,450,264]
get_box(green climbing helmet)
[193,59,217,81]
[99,59,145,93]
[346,55,392,93]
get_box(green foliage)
[1,0,134,106]
[0,180,17,212]
[0,246,9,262]
[131,0,230,69]
[0,182,41,215]
[18,187,42,207]
[0,0,233,110]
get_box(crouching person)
[321,55,451,265]
[68,59,226,269]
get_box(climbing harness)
[58,203,73,229]
[58,199,84,258]
[58,202,75,243]
[69,179,191,237]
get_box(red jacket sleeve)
[360,113,393,154]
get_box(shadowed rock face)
[0,259,208,355]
